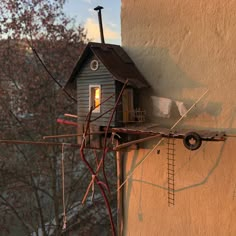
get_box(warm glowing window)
[89,85,101,113]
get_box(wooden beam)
[43,131,106,139]
[226,134,236,138]
[114,134,162,150]
[64,113,78,118]
[0,140,111,150]
[111,127,157,136]
[82,175,96,205]
[116,140,124,236]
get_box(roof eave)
[64,43,93,89]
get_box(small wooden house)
[66,42,149,130]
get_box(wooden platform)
[111,124,226,142]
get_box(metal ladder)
[167,136,175,206]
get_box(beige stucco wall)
[121,1,236,235]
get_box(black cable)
[31,47,77,102]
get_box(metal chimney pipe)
[94,6,105,44]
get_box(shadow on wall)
[124,109,236,204]
[123,149,143,225]
[132,47,222,124]
[185,100,222,118]
[141,90,222,127]
[126,47,203,96]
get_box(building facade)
[121,1,236,235]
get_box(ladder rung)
[167,163,175,166]
[168,177,175,181]
[168,198,174,201]
[167,167,175,170]
[168,185,175,188]
[167,173,174,176]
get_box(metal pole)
[94,6,105,43]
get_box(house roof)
[65,42,149,89]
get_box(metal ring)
[183,132,202,151]
[90,60,99,71]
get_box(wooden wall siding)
[76,56,117,127]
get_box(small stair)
[167,136,175,206]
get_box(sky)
[63,0,121,44]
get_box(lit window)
[89,85,101,113]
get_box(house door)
[122,88,134,122]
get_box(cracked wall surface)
[121,1,236,235]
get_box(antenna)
[94,5,105,44]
